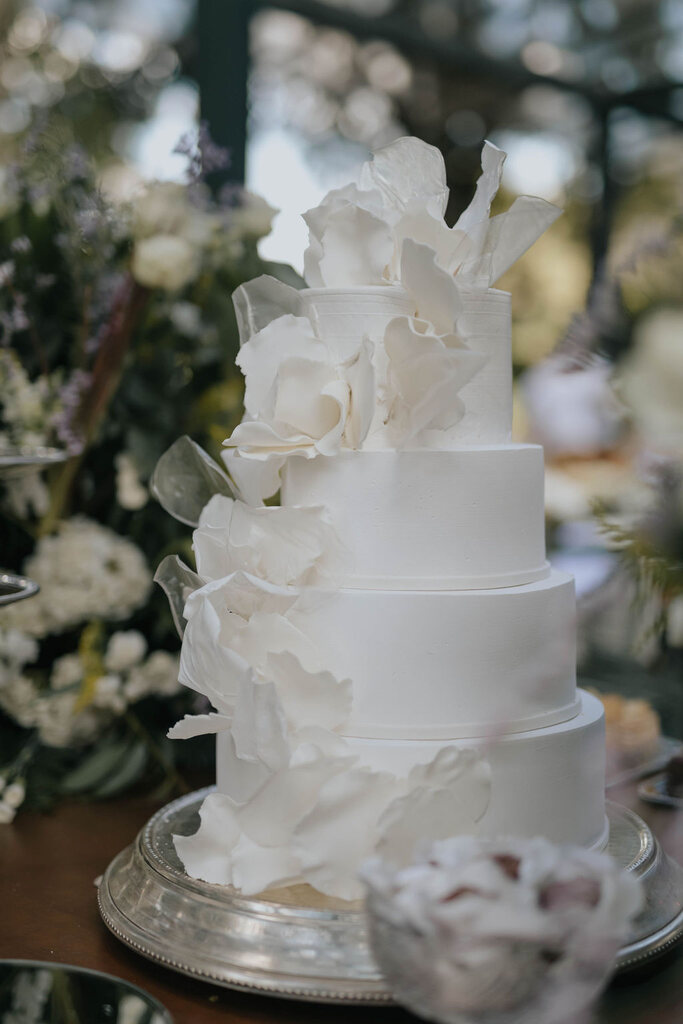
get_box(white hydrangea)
[0,629,38,685]
[123,650,180,702]
[0,674,39,728]
[2,517,152,638]
[50,653,83,690]
[105,630,148,672]
[33,691,101,748]
[92,674,126,714]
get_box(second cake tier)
[290,570,578,740]
[281,447,549,590]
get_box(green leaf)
[60,738,132,794]
[93,741,148,798]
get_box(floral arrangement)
[363,835,643,1024]
[0,120,289,819]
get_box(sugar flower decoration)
[224,299,376,493]
[363,835,643,1024]
[303,137,562,290]
[193,493,341,587]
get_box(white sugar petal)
[486,195,563,284]
[174,792,241,885]
[167,712,232,740]
[360,137,449,219]
[238,744,350,847]
[454,140,505,236]
[401,239,463,336]
[236,315,325,420]
[315,205,394,287]
[385,316,486,443]
[266,650,352,731]
[377,748,491,865]
[294,766,401,901]
[220,448,282,505]
[231,677,290,773]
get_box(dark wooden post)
[198,0,251,189]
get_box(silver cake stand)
[97,790,683,1005]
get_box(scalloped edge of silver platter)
[0,572,39,607]
[0,447,68,478]
[97,790,683,1005]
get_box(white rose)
[50,653,83,690]
[229,191,278,240]
[132,182,189,239]
[225,315,375,472]
[3,780,25,809]
[131,234,199,292]
[105,630,147,672]
[0,801,16,824]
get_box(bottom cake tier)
[341,689,608,849]
[215,689,607,854]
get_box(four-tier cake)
[162,137,608,902]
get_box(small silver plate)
[0,572,39,607]
[98,791,683,1005]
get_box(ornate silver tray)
[98,790,683,1005]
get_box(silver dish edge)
[97,790,683,1005]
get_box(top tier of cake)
[282,285,544,591]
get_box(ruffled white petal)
[377,747,491,865]
[400,238,463,336]
[454,140,506,237]
[266,650,352,732]
[385,316,486,444]
[220,448,282,505]
[294,766,400,900]
[167,712,232,740]
[359,136,449,220]
[193,494,339,586]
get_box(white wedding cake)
[161,138,608,902]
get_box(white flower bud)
[131,234,199,292]
[3,780,25,809]
[0,800,16,824]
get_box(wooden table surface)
[1,778,681,1024]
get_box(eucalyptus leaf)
[94,741,148,798]
[151,435,236,526]
[60,739,133,795]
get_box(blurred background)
[0,0,681,814]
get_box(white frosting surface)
[291,570,577,739]
[336,690,607,849]
[281,446,548,590]
[447,288,512,444]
